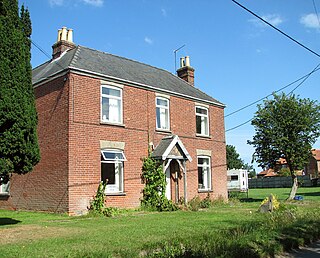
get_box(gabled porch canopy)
[151,135,192,162]
[151,135,192,204]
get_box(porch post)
[183,160,187,205]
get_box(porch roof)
[151,135,192,162]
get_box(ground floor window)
[0,181,9,194]
[101,149,126,193]
[197,156,211,190]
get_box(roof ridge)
[69,46,81,67]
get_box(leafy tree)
[226,145,244,169]
[0,0,40,184]
[248,93,320,199]
[243,163,256,178]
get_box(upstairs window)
[198,156,211,190]
[156,97,170,130]
[101,85,122,124]
[101,149,126,193]
[196,106,209,136]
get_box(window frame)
[156,96,170,131]
[197,156,212,191]
[195,106,209,136]
[0,181,10,194]
[101,149,126,194]
[101,85,123,124]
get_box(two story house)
[0,27,227,215]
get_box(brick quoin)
[1,71,227,215]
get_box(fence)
[248,175,318,188]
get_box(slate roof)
[151,135,192,161]
[33,46,224,106]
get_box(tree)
[248,93,320,199]
[243,163,256,178]
[0,0,40,184]
[226,144,244,169]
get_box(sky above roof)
[23,0,320,170]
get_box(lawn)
[0,187,319,257]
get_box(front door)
[165,166,171,200]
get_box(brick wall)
[1,71,227,215]
[0,76,69,212]
[67,73,227,214]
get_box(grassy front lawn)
[0,187,319,257]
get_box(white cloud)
[144,37,153,45]
[249,14,283,27]
[300,13,320,29]
[49,0,64,7]
[81,0,104,7]
[161,8,167,17]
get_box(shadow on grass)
[239,198,264,202]
[0,218,21,226]
[298,191,320,197]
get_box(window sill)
[0,193,10,197]
[198,189,213,193]
[105,192,126,196]
[156,129,172,134]
[196,134,211,139]
[100,121,125,127]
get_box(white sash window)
[156,97,170,130]
[101,86,122,124]
[197,156,211,190]
[196,106,209,136]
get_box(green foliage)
[187,194,216,211]
[102,207,121,217]
[249,93,320,174]
[278,167,291,177]
[248,93,320,198]
[141,156,177,211]
[226,144,244,169]
[89,181,106,213]
[243,163,256,178]
[0,0,40,183]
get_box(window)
[0,181,9,194]
[101,85,122,124]
[197,156,211,190]
[231,175,238,181]
[101,149,126,193]
[196,106,209,136]
[156,97,170,130]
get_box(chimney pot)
[67,29,73,43]
[177,56,195,86]
[185,56,190,67]
[180,57,185,68]
[61,27,67,41]
[52,27,76,59]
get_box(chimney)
[52,27,76,59]
[177,56,195,86]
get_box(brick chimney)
[52,27,76,59]
[177,56,195,86]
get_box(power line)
[225,65,320,117]
[31,40,51,60]
[225,62,320,132]
[232,0,320,59]
[312,0,320,28]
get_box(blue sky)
[22,0,320,170]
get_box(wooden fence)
[248,175,318,188]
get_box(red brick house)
[0,27,227,215]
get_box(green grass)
[0,187,319,257]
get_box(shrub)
[89,181,107,213]
[141,156,178,212]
